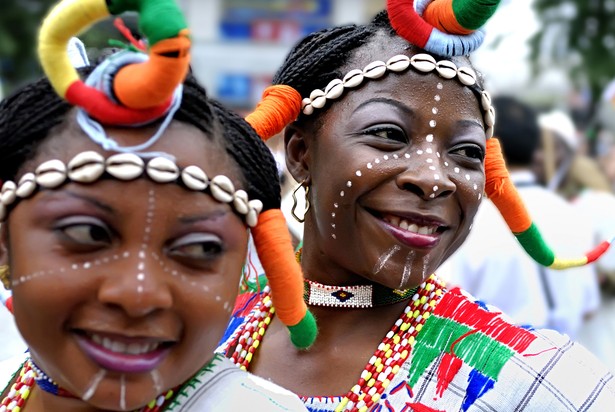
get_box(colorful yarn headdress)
[246,0,613,270]
[0,0,317,349]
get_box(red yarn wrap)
[65,81,171,125]
[387,0,432,48]
[245,85,302,141]
[250,209,308,326]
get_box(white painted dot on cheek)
[426,134,434,143]
[433,185,438,192]
[346,181,352,188]
[429,166,436,171]
[83,262,91,269]
[434,174,440,180]
[436,152,440,158]
[474,184,478,190]
[404,153,411,159]
[465,174,471,180]
[332,234,337,239]
[393,154,399,159]
[340,191,345,197]
[137,285,143,293]
[72,264,79,270]
[426,148,433,154]
[429,194,435,199]
[137,273,145,281]
[478,193,482,200]
[334,203,339,208]
[429,120,437,128]
[454,167,460,173]
[432,107,438,115]
[434,95,441,102]
[444,162,449,167]
[375,158,380,164]
[356,170,362,177]
[417,150,423,155]
[383,155,389,160]
[332,212,336,218]
[437,83,443,90]
[426,158,433,163]
[367,163,373,169]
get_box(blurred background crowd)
[1,0,614,371]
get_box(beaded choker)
[0,358,175,412]
[303,279,417,308]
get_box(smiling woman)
[0,0,312,411]
[218,0,615,411]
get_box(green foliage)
[529,0,615,106]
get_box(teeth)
[408,223,419,233]
[399,220,409,230]
[91,334,159,355]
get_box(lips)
[378,212,447,248]
[74,331,174,374]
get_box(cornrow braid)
[272,11,393,98]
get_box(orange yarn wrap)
[251,209,308,326]
[113,30,191,109]
[424,0,474,35]
[484,138,532,233]
[245,85,302,141]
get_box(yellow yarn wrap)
[549,257,589,270]
[38,0,110,97]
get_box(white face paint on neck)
[81,369,106,402]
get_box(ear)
[284,123,311,185]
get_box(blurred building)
[179,0,385,111]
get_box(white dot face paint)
[426,134,434,143]
[346,181,352,188]
[356,170,362,177]
[429,120,437,128]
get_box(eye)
[55,216,112,248]
[450,144,485,161]
[362,125,408,144]
[167,233,225,263]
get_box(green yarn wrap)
[107,0,188,45]
[452,0,501,30]
[514,223,555,267]
[288,310,318,350]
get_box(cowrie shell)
[325,79,344,100]
[485,125,494,139]
[457,66,477,86]
[310,89,327,109]
[146,156,180,183]
[181,165,208,191]
[35,159,67,188]
[435,60,457,79]
[16,173,36,198]
[343,69,364,88]
[67,151,105,183]
[387,54,410,72]
[302,97,314,115]
[233,190,249,215]
[363,60,386,79]
[410,54,436,73]
[246,199,264,228]
[485,106,496,128]
[1,181,17,205]
[106,153,144,180]
[210,175,235,203]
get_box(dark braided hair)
[0,66,280,212]
[272,11,394,98]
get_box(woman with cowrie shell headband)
[0,0,314,410]
[219,0,615,411]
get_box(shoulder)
[166,354,307,411]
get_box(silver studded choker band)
[301,53,495,139]
[0,151,264,226]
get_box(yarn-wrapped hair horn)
[387,0,501,56]
[38,0,190,125]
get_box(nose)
[395,152,456,200]
[97,252,173,318]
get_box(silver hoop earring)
[291,181,310,223]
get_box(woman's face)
[3,118,248,410]
[292,38,486,289]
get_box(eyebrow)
[457,119,485,129]
[354,97,415,118]
[178,209,229,224]
[63,190,116,214]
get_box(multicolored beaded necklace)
[0,358,175,412]
[227,274,446,412]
